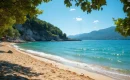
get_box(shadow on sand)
[0,61,43,80]
[0,50,6,53]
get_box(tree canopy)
[0,0,130,36]
[0,0,50,36]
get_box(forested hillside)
[2,17,68,41]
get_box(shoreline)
[0,42,113,80]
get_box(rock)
[14,24,23,31]
[23,35,35,41]
[7,50,13,53]
[26,29,33,36]
[41,37,46,41]
[33,34,41,41]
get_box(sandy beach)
[0,42,113,80]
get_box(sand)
[0,42,113,80]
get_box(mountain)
[15,17,69,41]
[68,27,130,40]
[2,17,70,42]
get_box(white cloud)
[70,8,76,11]
[74,17,82,21]
[93,20,99,24]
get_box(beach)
[0,42,113,80]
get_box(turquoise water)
[15,40,130,80]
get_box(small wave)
[117,60,122,63]
[11,44,19,49]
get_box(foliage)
[114,18,130,37]
[0,0,51,36]
[64,0,106,13]
[4,26,20,38]
[22,17,67,40]
[114,0,130,36]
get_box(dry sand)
[0,42,113,80]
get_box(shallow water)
[15,40,130,80]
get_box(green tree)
[14,29,20,38]
[0,0,50,36]
[6,27,14,37]
[4,27,20,38]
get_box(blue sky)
[37,0,126,36]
